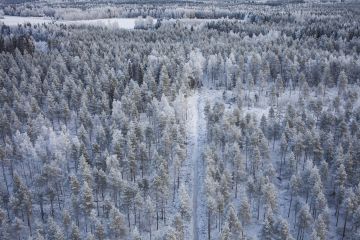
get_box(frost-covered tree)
[109,208,127,239]
[179,183,191,220]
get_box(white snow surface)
[0,16,247,30]
[0,16,136,29]
[59,18,136,29]
[0,16,54,26]
[186,91,200,240]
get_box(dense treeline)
[0,2,360,240]
[202,71,360,239]
[0,34,34,54]
[2,1,359,21]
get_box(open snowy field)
[58,18,136,29]
[0,16,239,29]
[0,16,137,29]
[0,16,54,26]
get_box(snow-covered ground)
[0,16,246,29]
[0,16,136,29]
[58,18,136,29]
[0,16,54,26]
[186,91,200,240]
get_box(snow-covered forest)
[1,1,360,240]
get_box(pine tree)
[315,214,327,240]
[47,218,64,240]
[81,181,94,232]
[233,143,245,198]
[251,145,261,180]
[335,164,347,226]
[261,211,273,240]
[204,166,217,240]
[62,210,71,238]
[263,181,277,213]
[144,195,155,240]
[109,207,127,239]
[153,157,170,228]
[288,151,297,176]
[123,181,136,230]
[276,218,292,240]
[95,221,105,240]
[220,221,230,240]
[79,154,92,185]
[297,203,313,240]
[240,196,251,229]
[163,227,177,240]
[134,191,143,229]
[70,223,81,240]
[173,213,185,240]
[33,228,45,240]
[227,204,242,237]
[10,174,32,234]
[132,226,141,240]
[319,160,328,185]
[310,229,320,240]
[275,74,284,106]
[342,189,356,239]
[338,70,348,96]
[179,183,191,220]
[159,65,171,97]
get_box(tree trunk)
[208,209,211,240]
[138,210,141,229]
[173,167,176,201]
[219,210,221,232]
[297,227,301,240]
[149,220,152,240]
[56,187,62,210]
[336,202,340,226]
[280,150,284,177]
[288,192,293,218]
[85,215,88,232]
[1,162,9,196]
[27,211,32,235]
[156,210,159,230]
[235,181,238,199]
[335,204,340,227]
[294,203,298,226]
[245,142,248,171]
[163,205,166,225]
[257,197,260,220]
[177,168,180,189]
[342,211,348,240]
[273,135,276,150]
[39,195,44,222]
[50,198,54,217]
[127,208,131,229]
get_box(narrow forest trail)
[193,93,200,240]
[187,91,200,240]
[187,89,220,240]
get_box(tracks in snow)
[187,89,218,240]
[192,92,200,240]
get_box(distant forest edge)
[1,1,359,21]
